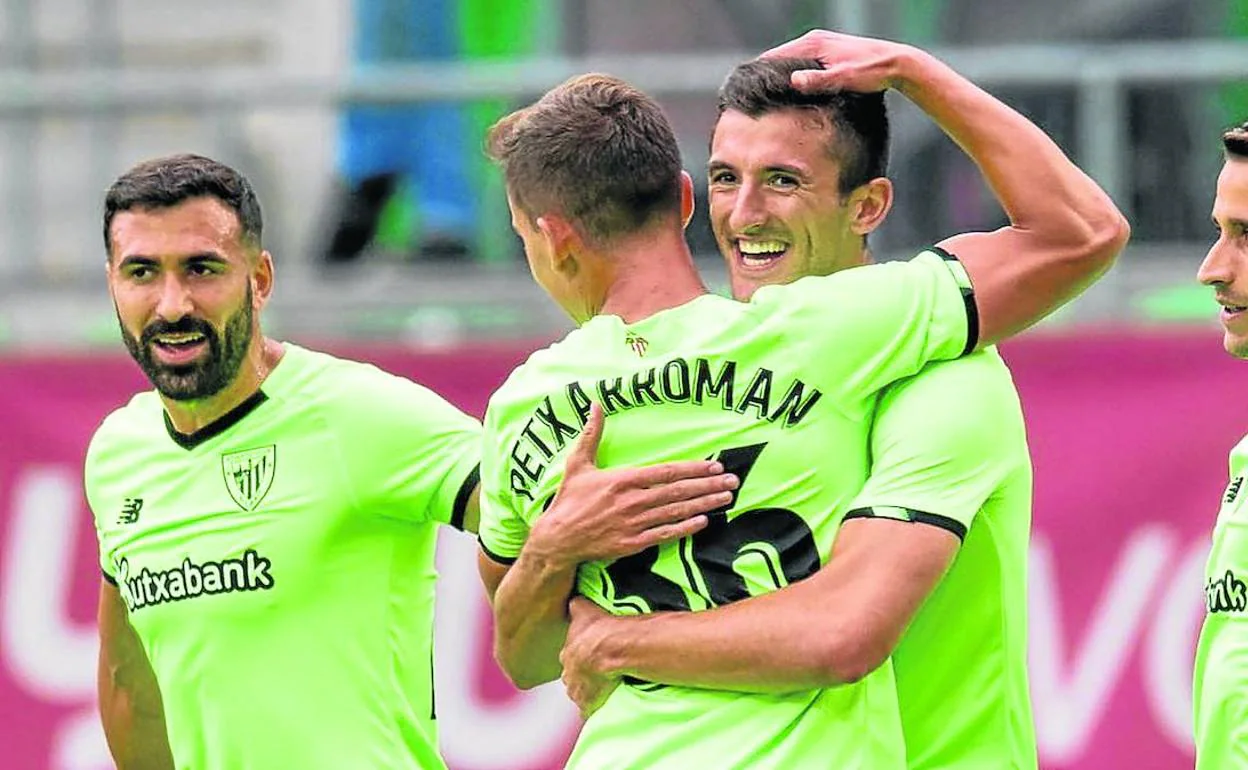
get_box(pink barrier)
[1,331,1243,769]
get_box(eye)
[769,173,800,190]
[708,169,737,186]
[124,264,154,281]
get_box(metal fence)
[0,38,1243,346]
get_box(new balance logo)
[115,550,275,612]
[1225,476,1244,506]
[117,498,143,525]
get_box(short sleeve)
[83,430,117,582]
[338,372,482,529]
[845,348,1025,540]
[477,400,532,564]
[755,248,977,403]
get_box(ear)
[535,213,583,277]
[848,177,894,237]
[679,170,696,229]
[252,250,276,308]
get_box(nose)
[1198,239,1233,287]
[726,180,767,235]
[154,273,194,321]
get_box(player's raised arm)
[97,580,174,770]
[767,30,1130,347]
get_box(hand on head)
[763,29,914,94]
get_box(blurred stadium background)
[2,0,1247,768]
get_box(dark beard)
[119,287,255,402]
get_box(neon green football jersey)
[86,344,481,770]
[480,250,977,770]
[1194,433,1248,770]
[845,347,1037,769]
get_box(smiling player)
[1193,120,1248,770]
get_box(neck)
[597,229,708,323]
[162,337,285,435]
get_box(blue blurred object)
[328,0,475,262]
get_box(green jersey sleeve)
[1194,434,1248,769]
[845,348,1025,538]
[753,248,976,403]
[331,367,482,529]
[86,433,110,578]
[477,396,530,563]
[85,407,134,580]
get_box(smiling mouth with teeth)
[155,334,206,348]
[738,240,788,268]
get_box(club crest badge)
[625,332,648,357]
[221,445,276,511]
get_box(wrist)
[525,517,581,572]
[591,612,656,678]
[889,45,937,97]
[587,615,633,678]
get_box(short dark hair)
[1224,121,1248,159]
[715,58,889,195]
[103,153,263,256]
[485,73,683,246]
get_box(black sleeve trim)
[450,464,481,531]
[844,506,968,542]
[478,538,518,565]
[928,245,979,356]
[101,568,117,585]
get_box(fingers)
[640,474,739,511]
[792,63,890,94]
[567,402,606,471]
[791,68,844,92]
[635,514,710,550]
[562,673,615,720]
[628,458,727,487]
[636,493,726,538]
[564,678,593,719]
[760,29,830,60]
[560,673,588,716]
[581,693,607,720]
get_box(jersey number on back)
[601,443,820,613]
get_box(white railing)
[2,39,1246,197]
[0,39,1242,343]
[3,38,1246,256]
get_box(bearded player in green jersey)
[87,153,481,770]
[1194,121,1248,769]
[557,45,1039,770]
[87,154,734,770]
[477,29,1128,770]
